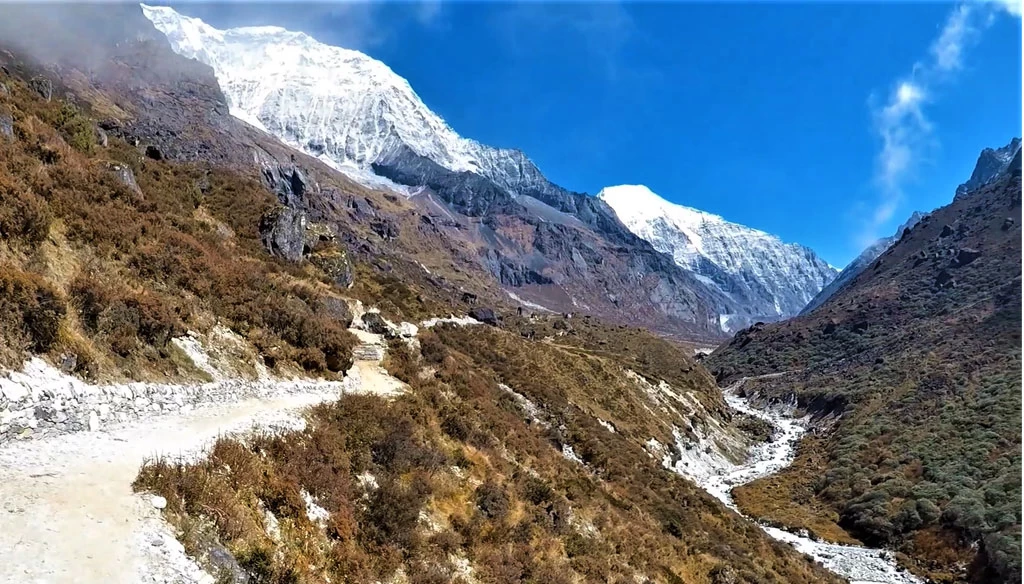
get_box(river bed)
[673,387,924,584]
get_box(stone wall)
[0,357,346,443]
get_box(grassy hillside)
[707,165,1022,583]
[137,323,843,584]
[0,62,369,380]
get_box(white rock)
[397,322,419,338]
[151,495,167,510]
[0,379,28,403]
[88,411,100,432]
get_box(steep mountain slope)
[706,148,1022,583]
[954,137,1021,201]
[139,5,813,337]
[800,211,926,315]
[599,185,838,328]
[804,137,1021,315]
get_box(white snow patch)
[420,315,481,328]
[561,444,584,466]
[596,418,615,433]
[301,490,330,525]
[504,290,553,312]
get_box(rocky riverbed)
[672,380,924,584]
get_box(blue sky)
[168,1,1022,267]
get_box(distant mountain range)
[143,4,838,333]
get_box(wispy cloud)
[860,1,1020,247]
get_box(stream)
[675,384,924,584]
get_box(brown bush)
[0,267,66,353]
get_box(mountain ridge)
[598,184,838,328]
[142,4,837,333]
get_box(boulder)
[469,307,499,326]
[144,145,163,160]
[321,296,353,327]
[360,312,390,336]
[951,248,981,268]
[308,244,353,288]
[0,107,12,140]
[106,163,142,196]
[940,224,954,237]
[258,207,307,262]
[207,543,250,584]
[30,76,52,101]
[1002,217,1015,231]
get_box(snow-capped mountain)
[954,137,1021,201]
[598,185,838,325]
[141,4,568,203]
[800,210,926,315]
[141,4,838,335]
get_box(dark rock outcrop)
[469,307,499,326]
[259,207,307,262]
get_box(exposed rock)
[258,206,307,262]
[259,160,312,207]
[934,269,953,288]
[0,107,12,140]
[940,224,954,237]
[369,219,398,241]
[144,144,163,160]
[308,244,353,288]
[397,322,418,338]
[951,248,981,268]
[0,82,9,97]
[95,126,108,148]
[151,495,167,510]
[30,75,52,101]
[1002,218,1015,231]
[360,312,391,337]
[207,543,249,584]
[106,163,142,195]
[469,307,499,326]
[461,292,478,305]
[88,411,100,432]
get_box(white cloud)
[860,1,1014,245]
[986,0,1023,17]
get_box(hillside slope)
[707,150,1022,583]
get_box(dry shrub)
[0,266,66,353]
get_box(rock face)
[954,137,1021,201]
[598,185,838,329]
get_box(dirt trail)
[0,330,404,584]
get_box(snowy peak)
[140,4,553,189]
[599,185,838,323]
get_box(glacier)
[599,185,838,326]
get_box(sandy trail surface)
[0,336,404,584]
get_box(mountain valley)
[0,3,1018,584]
